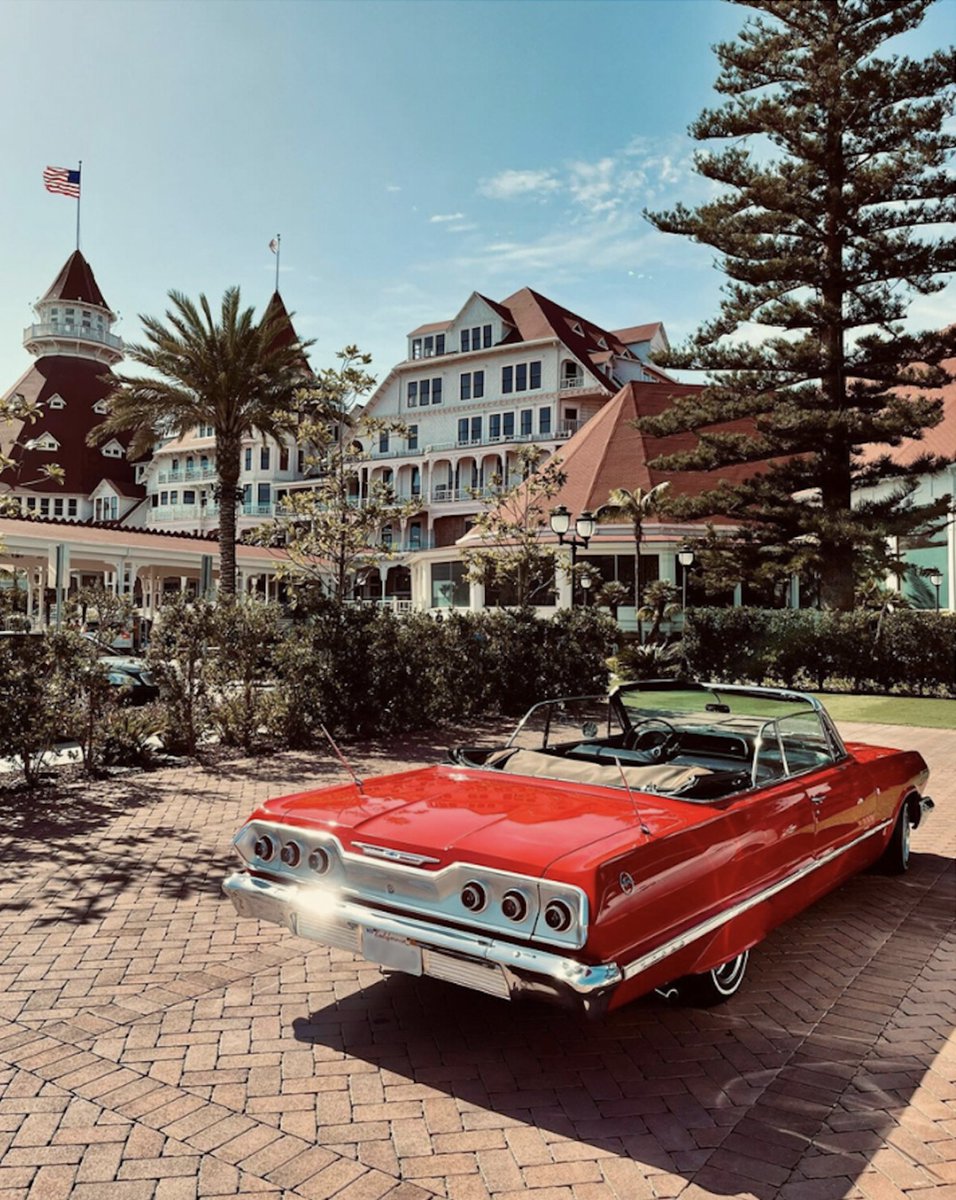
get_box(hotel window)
[172,458,180,471]
[40,498,50,515]
[489,414,501,439]
[436,334,445,354]
[257,483,271,505]
[408,424,418,451]
[483,324,492,347]
[470,416,482,442]
[407,381,418,407]
[502,366,513,393]
[460,373,471,401]
[67,499,77,517]
[411,339,421,359]
[539,406,552,434]
[530,361,542,389]
[457,418,469,444]
[515,364,527,391]
[170,491,179,503]
[472,371,483,398]
[423,335,434,358]
[26,497,36,510]
[260,446,270,470]
[160,491,169,505]
[411,467,421,495]
[409,521,422,549]
[279,447,290,471]
[379,431,390,453]
[184,490,196,505]
[521,409,533,435]
[431,378,442,404]
[382,524,393,548]
[244,448,252,471]
[420,380,431,406]
[53,498,63,516]
[460,329,470,353]
[48,396,65,410]
[503,411,515,437]
[243,484,252,505]
[297,449,305,473]
[151,494,159,508]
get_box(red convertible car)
[224,681,933,1015]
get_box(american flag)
[43,166,81,198]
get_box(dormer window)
[597,337,608,349]
[28,434,60,453]
[93,399,108,415]
[101,439,124,459]
[47,395,65,410]
[570,321,583,336]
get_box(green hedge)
[684,607,956,696]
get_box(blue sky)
[1,0,953,391]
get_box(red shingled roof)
[613,322,663,346]
[548,380,770,517]
[858,354,956,468]
[40,250,109,309]
[0,356,142,497]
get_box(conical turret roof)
[40,250,109,310]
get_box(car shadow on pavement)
[292,851,954,1199]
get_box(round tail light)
[308,847,331,875]
[501,890,528,922]
[544,900,573,932]
[253,835,275,861]
[460,882,487,912]
[280,841,301,867]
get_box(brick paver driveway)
[0,721,952,1200]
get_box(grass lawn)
[810,692,956,729]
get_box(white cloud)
[385,184,402,193]
[478,168,560,200]
[430,212,465,223]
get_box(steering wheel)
[625,717,680,763]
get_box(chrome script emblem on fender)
[353,842,441,867]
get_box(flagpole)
[75,160,82,250]
[275,233,280,292]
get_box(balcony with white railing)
[23,323,123,353]
[156,466,218,484]
[560,375,585,390]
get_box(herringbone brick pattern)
[0,721,952,1199]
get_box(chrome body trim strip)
[621,818,893,981]
[222,872,621,998]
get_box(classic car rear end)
[224,682,933,1014]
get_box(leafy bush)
[99,704,164,768]
[208,601,284,752]
[685,607,956,695]
[146,595,216,755]
[0,630,80,785]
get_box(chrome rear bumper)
[223,871,620,1014]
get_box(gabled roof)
[40,250,110,310]
[498,288,641,392]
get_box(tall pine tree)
[644,0,955,610]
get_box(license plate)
[362,928,423,975]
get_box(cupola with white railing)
[23,249,123,366]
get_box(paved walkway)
[0,721,952,1200]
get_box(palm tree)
[596,482,670,635]
[89,288,309,598]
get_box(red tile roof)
[40,250,109,310]
[408,320,452,336]
[0,356,142,498]
[548,380,769,518]
[613,322,663,346]
[858,354,956,468]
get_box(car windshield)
[506,696,626,751]
[495,681,846,800]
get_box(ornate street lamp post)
[550,505,596,608]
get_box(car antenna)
[319,722,366,795]
[613,756,651,837]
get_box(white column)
[469,578,485,613]
[555,551,573,610]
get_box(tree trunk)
[217,436,241,600]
